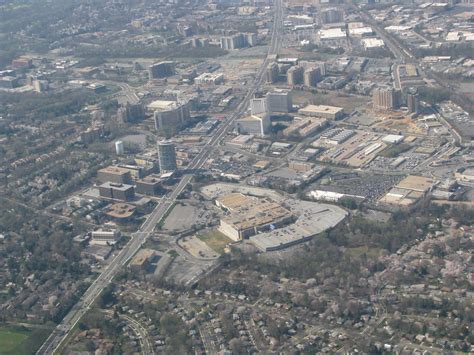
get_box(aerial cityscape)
[0,0,473,353]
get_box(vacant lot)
[198,230,232,255]
[179,235,218,259]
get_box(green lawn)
[198,230,232,255]
[0,325,53,355]
[0,327,29,354]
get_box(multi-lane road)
[37,1,283,354]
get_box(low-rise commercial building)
[298,104,344,120]
[130,249,158,272]
[379,175,438,207]
[218,198,295,241]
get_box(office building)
[150,100,191,134]
[250,97,267,115]
[97,166,133,184]
[117,103,145,123]
[130,249,158,272]
[115,141,124,155]
[298,104,344,120]
[266,89,293,113]
[117,164,145,179]
[194,72,224,85]
[99,182,135,201]
[148,61,175,79]
[303,67,322,87]
[136,174,164,195]
[287,66,304,86]
[90,229,122,245]
[266,62,279,83]
[373,87,401,110]
[235,114,271,136]
[157,141,178,172]
[320,8,344,24]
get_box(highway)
[36,0,283,353]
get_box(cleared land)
[179,235,218,259]
[198,230,232,255]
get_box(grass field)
[0,325,53,355]
[198,230,232,254]
[0,327,29,354]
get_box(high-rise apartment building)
[220,33,257,50]
[287,66,304,86]
[372,87,401,110]
[406,88,420,114]
[266,62,279,84]
[303,67,322,87]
